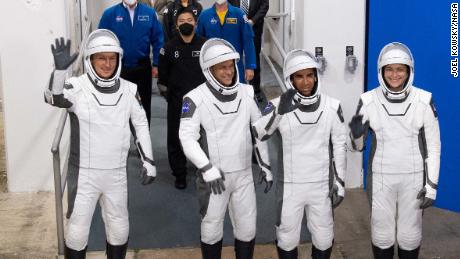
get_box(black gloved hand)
[258,170,273,193]
[348,114,370,139]
[328,184,344,209]
[417,187,435,209]
[278,89,300,115]
[51,37,78,70]
[140,167,155,185]
[207,173,226,195]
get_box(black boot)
[175,175,187,189]
[201,239,223,259]
[64,244,87,259]
[234,238,255,259]
[311,244,332,259]
[397,246,420,259]
[106,241,128,259]
[276,245,298,259]
[372,244,394,259]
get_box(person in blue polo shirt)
[196,0,256,85]
[99,0,164,126]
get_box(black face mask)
[178,23,194,36]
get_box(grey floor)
[86,57,310,250]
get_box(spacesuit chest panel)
[199,87,252,173]
[72,76,132,169]
[369,89,424,173]
[279,98,332,182]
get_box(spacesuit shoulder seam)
[185,85,204,106]
[240,83,254,98]
[414,87,432,105]
[360,90,374,106]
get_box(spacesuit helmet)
[378,42,414,101]
[84,29,123,88]
[283,49,321,106]
[200,38,240,95]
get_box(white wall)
[0,0,70,192]
[87,0,119,30]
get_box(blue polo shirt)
[99,3,164,68]
[196,4,256,82]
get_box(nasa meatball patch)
[262,102,275,115]
[181,97,197,118]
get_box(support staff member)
[228,0,269,103]
[99,0,164,126]
[196,0,256,85]
[158,6,207,189]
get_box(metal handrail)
[265,12,289,18]
[51,20,91,256]
[262,16,288,92]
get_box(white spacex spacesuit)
[44,30,156,259]
[349,42,441,259]
[252,49,346,259]
[179,38,272,259]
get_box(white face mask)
[215,0,226,5]
[124,0,137,6]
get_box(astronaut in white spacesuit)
[252,49,347,259]
[349,42,441,259]
[179,38,272,259]
[44,29,156,259]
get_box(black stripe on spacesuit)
[429,98,438,118]
[381,103,412,116]
[328,139,335,192]
[251,126,259,139]
[250,126,271,171]
[48,71,54,91]
[367,130,377,209]
[254,146,271,171]
[91,93,123,106]
[264,110,277,132]
[66,112,80,218]
[418,127,438,190]
[274,130,285,227]
[213,99,242,115]
[418,127,428,187]
[196,126,212,217]
[66,163,80,219]
[199,126,209,157]
[355,99,363,115]
[293,111,323,124]
[196,175,212,218]
[336,105,345,123]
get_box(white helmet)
[200,38,240,95]
[283,49,321,106]
[84,29,123,88]
[378,42,414,101]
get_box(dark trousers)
[167,96,187,177]
[121,59,152,126]
[249,22,264,94]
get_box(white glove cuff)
[425,184,437,200]
[52,70,68,95]
[202,166,221,183]
[263,168,273,182]
[143,162,157,177]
